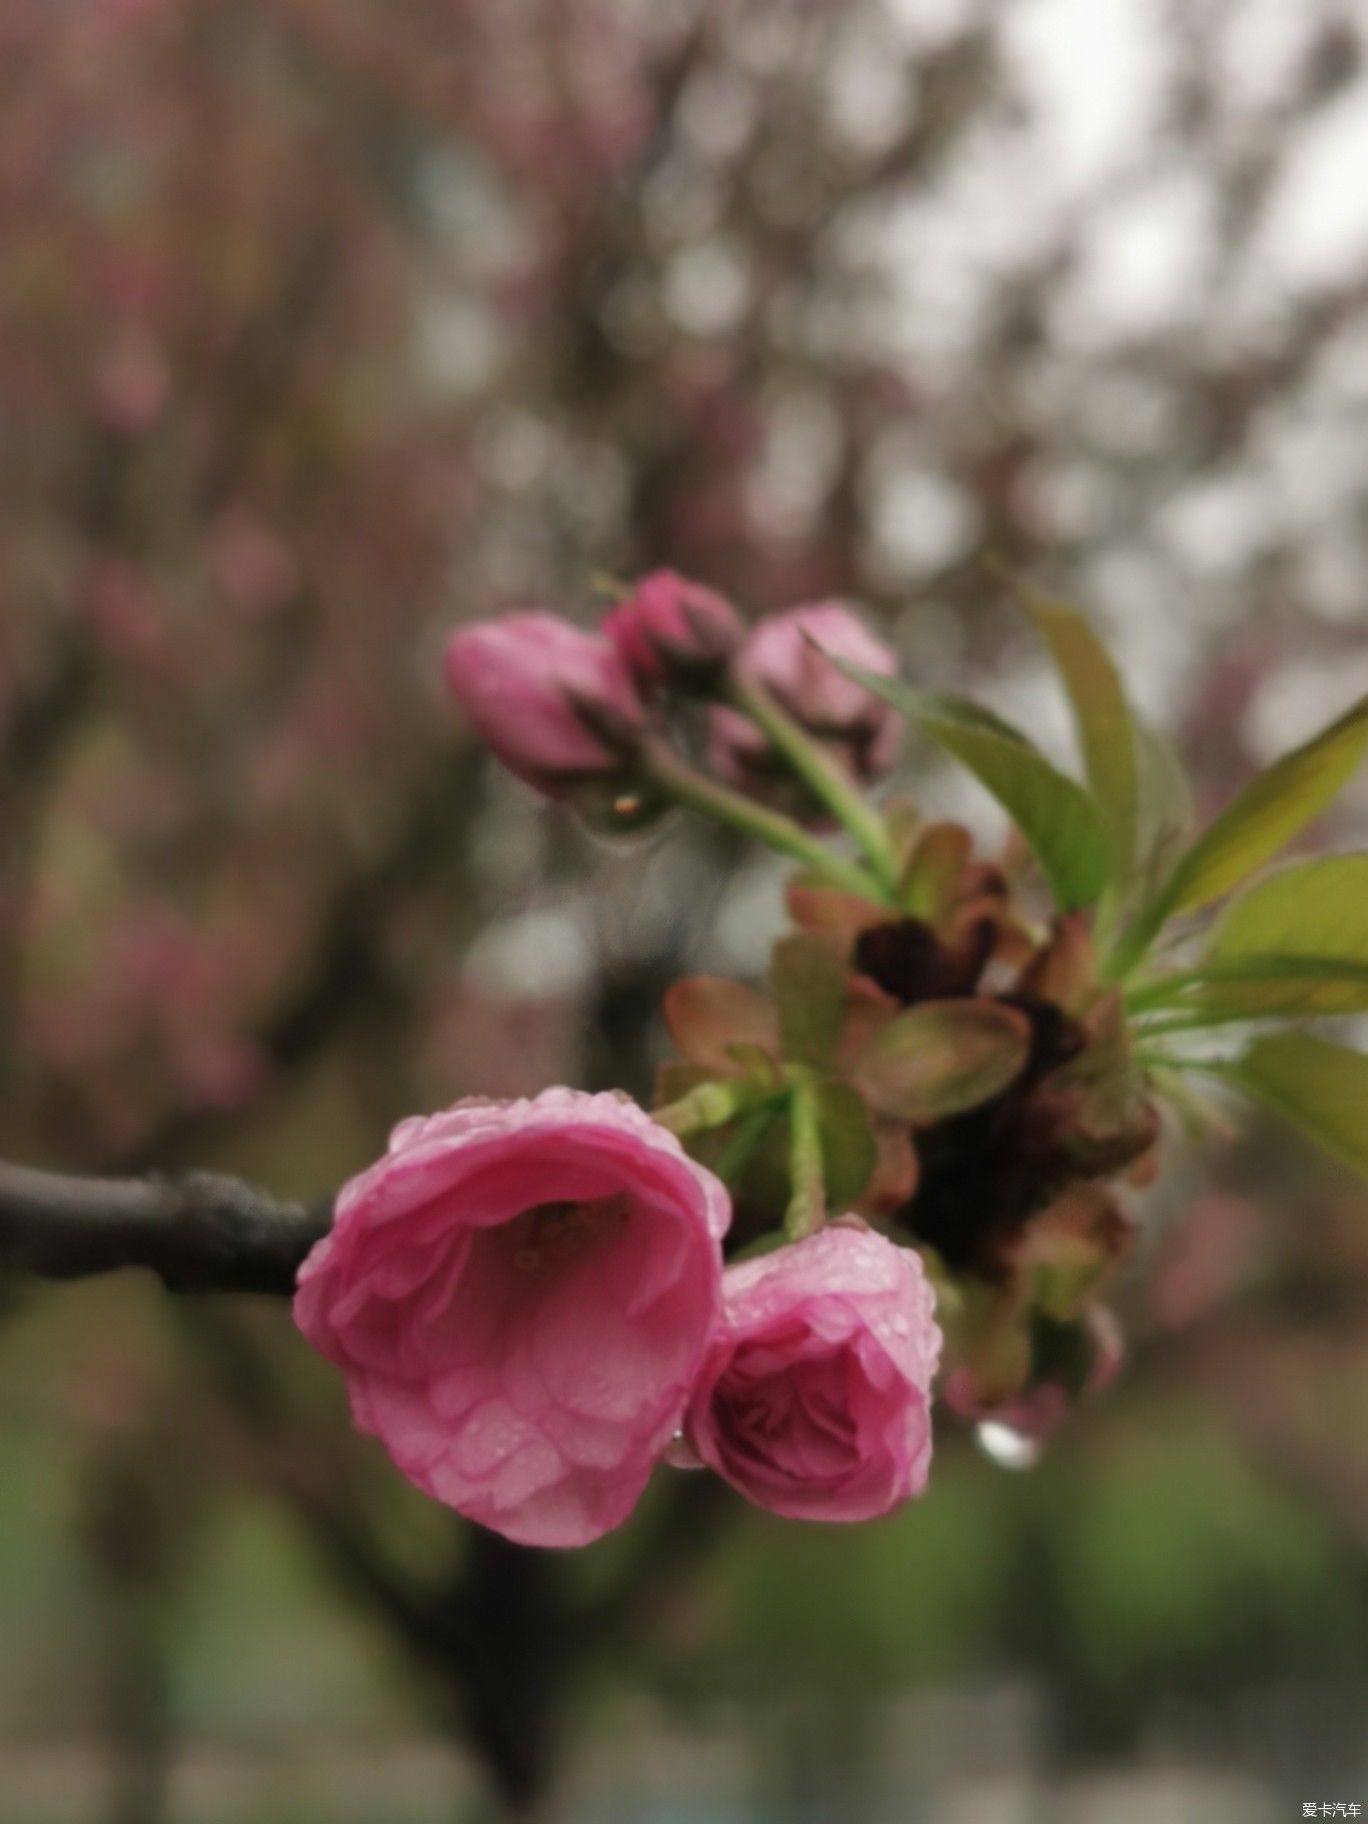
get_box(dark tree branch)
[0,1160,329,1295]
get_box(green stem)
[716,1102,782,1181]
[640,739,886,903]
[654,1080,779,1139]
[783,1070,825,1241]
[726,673,898,898]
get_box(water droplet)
[975,1420,1043,1471]
[578,787,675,846]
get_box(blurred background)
[2,0,1368,1818]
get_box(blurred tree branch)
[0,1159,328,1294]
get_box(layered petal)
[295,1089,730,1547]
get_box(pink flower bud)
[682,1224,941,1522]
[710,602,901,789]
[295,1090,731,1548]
[603,569,743,686]
[445,612,649,796]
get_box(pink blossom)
[712,602,900,788]
[445,612,648,796]
[683,1224,940,1523]
[294,1089,730,1548]
[603,569,742,685]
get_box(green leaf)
[1140,955,1368,1021]
[1157,695,1368,922]
[771,933,845,1066]
[837,663,1113,908]
[1131,713,1194,894]
[1132,856,1368,1016]
[1025,595,1138,882]
[813,1078,877,1209]
[1220,1031,1368,1180]
[857,999,1032,1122]
[1213,854,1368,965]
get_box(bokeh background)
[2,1,1368,1819]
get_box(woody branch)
[0,1160,330,1296]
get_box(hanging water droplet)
[975,1420,1043,1471]
[578,784,674,845]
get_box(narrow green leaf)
[1131,712,1194,895]
[857,999,1032,1122]
[836,661,1113,908]
[1137,855,1368,1015]
[1138,954,1368,1021]
[918,716,1113,909]
[1220,1031,1368,1180]
[1025,595,1138,881]
[771,933,845,1066]
[1159,695,1368,922]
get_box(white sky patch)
[1244,652,1368,765]
[1054,169,1217,343]
[1000,0,1172,202]
[1246,81,1368,295]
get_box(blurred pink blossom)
[445,612,649,795]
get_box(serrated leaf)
[1157,695,1368,921]
[839,659,1114,907]
[771,933,845,1066]
[1025,595,1138,882]
[813,1078,877,1209]
[1221,1031,1368,1180]
[856,998,1032,1121]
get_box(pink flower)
[444,613,648,796]
[603,569,743,685]
[709,602,901,789]
[294,1090,731,1548]
[682,1224,940,1523]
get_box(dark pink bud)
[445,612,648,796]
[603,569,743,686]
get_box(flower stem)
[726,672,898,897]
[639,738,887,903]
[654,1080,782,1139]
[783,1070,825,1242]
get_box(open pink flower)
[683,1224,940,1523]
[710,601,900,789]
[603,569,742,686]
[445,612,647,796]
[294,1090,730,1548]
